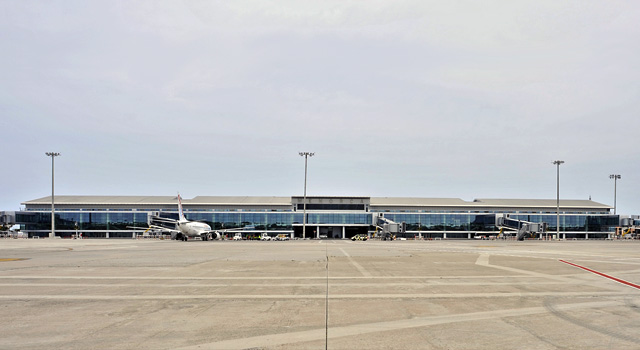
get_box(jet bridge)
[616,216,640,239]
[496,214,548,241]
[372,213,406,240]
[0,212,16,227]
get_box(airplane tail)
[178,193,187,222]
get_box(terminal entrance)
[293,225,369,239]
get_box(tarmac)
[1,238,640,349]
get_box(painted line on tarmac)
[177,300,623,350]
[0,258,29,262]
[475,254,572,283]
[0,280,588,288]
[565,259,640,266]
[559,260,640,290]
[475,253,490,265]
[0,291,628,300]
[403,246,634,262]
[339,248,372,277]
[0,275,577,280]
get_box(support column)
[342,226,346,239]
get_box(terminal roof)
[370,197,469,206]
[22,195,611,210]
[23,195,292,206]
[472,198,611,209]
[370,197,610,209]
[189,196,292,205]
[23,195,178,205]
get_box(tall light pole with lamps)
[46,152,61,238]
[553,160,564,240]
[299,152,314,239]
[609,174,621,215]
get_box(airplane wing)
[127,225,175,233]
[129,219,179,233]
[206,226,260,239]
[150,216,178,224]
[148,225,179,233]
[148,216,179,232]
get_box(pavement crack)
[544,298,640,345]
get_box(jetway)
[616,215,640,239]
[616,226,639,238]
[496,214,548,241]
[372,213,406,240]
[0,211,16,227]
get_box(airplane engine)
[212,232,221,240]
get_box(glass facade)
[17,209,619,239]
[381,213,497,232]
[501,214,619,232]
[17,212,149,231]
[14,196,619,239]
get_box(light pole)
[46,152,61,238]
[299,152,314,239]
[553,160,564,240]
[609,174,621,215]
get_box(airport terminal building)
[4,195,627,240]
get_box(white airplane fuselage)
[172,194,220,241]
[178,220,212,238]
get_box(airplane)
[147,194,220,241]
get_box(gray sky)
[2,1,639,215]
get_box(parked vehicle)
[351,234,368,241]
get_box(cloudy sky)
[2,1,639,214]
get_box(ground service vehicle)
[352,234,368,241]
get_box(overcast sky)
[2,1,639,215]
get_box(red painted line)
[559,259,640,290]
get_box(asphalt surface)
[1,238,639,349]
